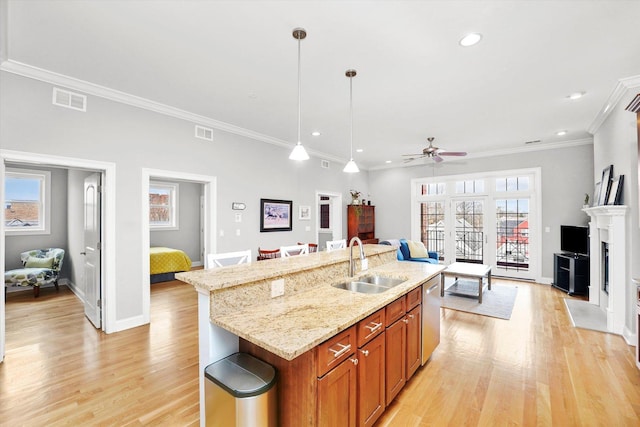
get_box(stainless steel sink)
[358,275,405,287]
[331,275,406,294]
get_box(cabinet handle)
[329,343,352,358]
[426,283,439,294]
[360,349,369,356]
[408,314,415,319]
[350,358,359,365]
[365,322,382,333]
[402,318,409,324]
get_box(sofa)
[380,239,439,264]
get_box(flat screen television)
[560,225,589,256]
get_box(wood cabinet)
[385,314,406,404]
[357,332,386,427]
[318,355,358,427]
[347,205,378,244]
[406,305,422,380]
[356,309,386,427]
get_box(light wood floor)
[1,279,639,426]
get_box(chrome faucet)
[348,236,366,277]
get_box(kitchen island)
[177,244,444,426]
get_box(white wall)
[369,143,594,279]
[0,71,367,328]
[592,88,639,336]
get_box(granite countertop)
[176,244,396,292]
[212,260,445,361]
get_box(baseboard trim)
[113,315,148,333]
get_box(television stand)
[552,253,589,296]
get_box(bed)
[150,247,192,283]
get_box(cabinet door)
[385,318,406,404]
[318,357,358,427]
[358,332,386,427]
[406,305,422,380]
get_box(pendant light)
[289,28,310,161]
[343,69,359,173]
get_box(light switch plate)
[271,279,285,298]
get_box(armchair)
[4,248,65,297]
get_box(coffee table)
[441,262,492,304]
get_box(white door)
[447,197,488,265]
[83,173,102,328]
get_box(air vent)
[524,139,541,145]
[195,125,213,141]
[320,160,330,169]
[52,87,87,112]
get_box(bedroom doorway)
[141,168,216,325]
[1,150,116,362]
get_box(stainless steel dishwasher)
[421,274,441,365]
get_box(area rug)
[564,298,609,333]
[441,282,518,320]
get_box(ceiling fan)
[402,137,467,163]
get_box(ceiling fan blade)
[437,151,467,156]
[433,155,444,163]
[402,153,425,157]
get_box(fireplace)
[583,205,628,336]
[602,242,609,294]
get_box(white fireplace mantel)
[582,205,628,335]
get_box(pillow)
[407,240,429,259]
[398,239,411,260]
[25,256,54,269]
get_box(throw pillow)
[407,240,429,258]
[25,256,54,269]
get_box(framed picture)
[260,198,292,232]
[607,175,624,205]
[598,164,613,206]
[593,182,601,206]
[299,205,311,220]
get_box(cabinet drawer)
[406,287,422,311]
[385,296,406,327]
[357,309,385,347]
[317,326,357,377]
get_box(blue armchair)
[380,239,439,264]
[4,248,65,297]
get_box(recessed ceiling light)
[356,148,364,153]
[385,160,392,164]
[311,131,321,136]
[459,33,482,47]
[567,92,585,100]
[556,130,567,136]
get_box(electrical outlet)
[305,226,311,232]
[235,213,242,222]
[236,229,240,236]
[271,279,285,298]
[219,229,224,237]
[361,258,368,271]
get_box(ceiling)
[2,0,640,169]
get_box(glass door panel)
[454,200,484,264]
[495,198,529,272]
[420,201,445,261]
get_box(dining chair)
[207,250,252,268]
[326,239,347,252]
[280,244,309,257]
[298,242,318,253]
[257,248,280,261]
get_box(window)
[4,168,51,235]
[496,176,529,192]
[149,182,178,229]
[455,179,484,194]
[420,182,445,196]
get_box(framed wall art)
[607,175,624,205]
[260,198,292,232]
[299,205,311,220]
[598,164,613,206]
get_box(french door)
[413,169,539,281]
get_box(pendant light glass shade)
[289,28,309,161]
[343,69,359,173]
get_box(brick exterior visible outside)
[5,200,39,226]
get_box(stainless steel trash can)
[204,352,277,427]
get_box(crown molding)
[368,137,593,171]
[588,75,640,134]
[0,59,349,165]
